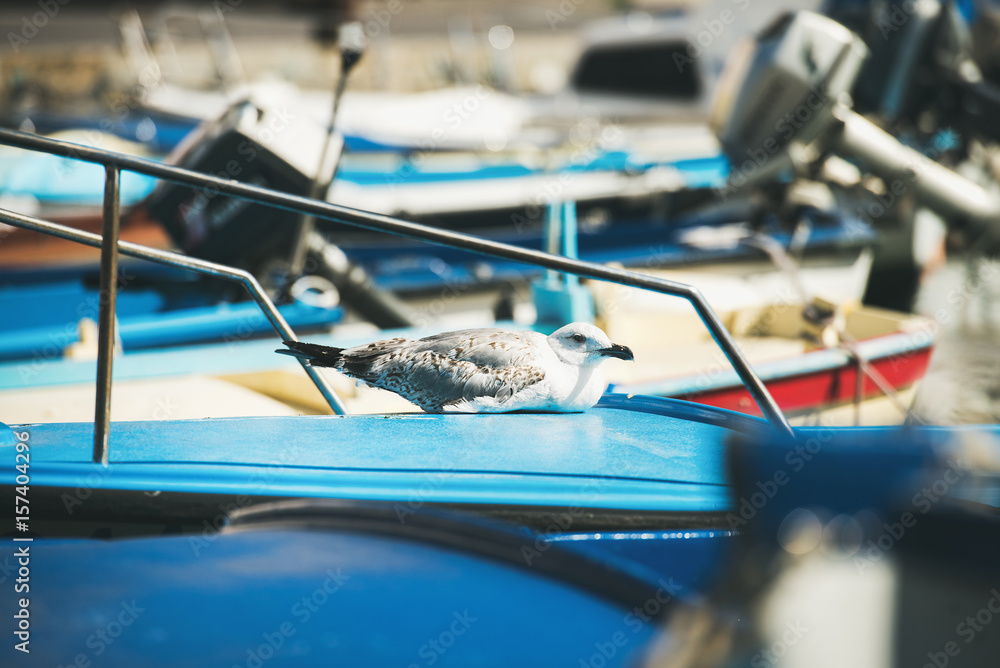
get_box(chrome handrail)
[94,165,121,465]
[0,205,351,454]
[0,127,795,449]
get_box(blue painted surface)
[115,300,340,349]
[3,401,741,512]
[341,132,411,152]
[0,143,726,206]
[0,278,164,332]
[0,322,496,390]
[548,529,736,594]
[349,212,875,293]
[0,257,191,287]
[336,151,729,187]
[0,150,159,205]
[0,327,288,389]
[0,274,341,360]
[728,425,1000,532]
[0,323,334,389]
[8,109,197,154]
[14,108,428,154]
[596,393,770,435]
[0,529,661,667]
[724,424,1000,580]
[534,201,596,330]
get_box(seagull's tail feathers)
[276,340,345,368]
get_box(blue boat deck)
[4,397,763,513]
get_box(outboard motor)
[829,0,1000,144]
[142,98,415,328]
[710,11,868,181]
[145,100,331,270]
[710,10,1000,307]
[713,9,1000,238]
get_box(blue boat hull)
[0,263,341,361]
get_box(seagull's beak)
[597,343,634,361]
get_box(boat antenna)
[288,21,366,278]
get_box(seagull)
[276,322,633,413]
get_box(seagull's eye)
[572,333,586,344]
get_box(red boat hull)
[672,345,934,417]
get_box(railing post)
[93,164,121,466]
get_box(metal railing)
[0,185,351,465]
[0,126,795,461]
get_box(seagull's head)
[548,322,634,367]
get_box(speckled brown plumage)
[281,329,546,411]
[277,323,633,414]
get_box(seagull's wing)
[342,329,548,411]
[414,329,547,367]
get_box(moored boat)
[0,119,996,668]
[2,10,1000,655]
